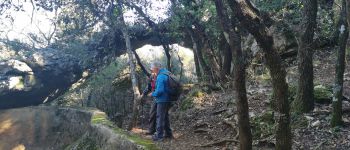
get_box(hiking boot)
[144,131,155,135]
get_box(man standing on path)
[141,72,157,135]
[149,62,173,141]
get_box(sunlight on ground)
[11,144,25,150]
[131,127,182,139]
[0,119,13,134]
[131,128,147,134]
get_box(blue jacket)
[152,68,170,103]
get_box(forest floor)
[132,48,350,150]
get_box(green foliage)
[180,97,194,111]
[253,0,300,12]
[90,62,123,88]
[316,8,336,38]
[288,84,298,102]
[56,1,102,40]
[314,85,332,103]
[250,111,276,139]
[251,111,308,139]
[4,40,32,52]
[191,89,205,97]
[91,112,114,125]
[289,84,332,105]
[253,0,302,23]
[179,87,207,111]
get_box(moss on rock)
[314,85,332,104]
[250,111,275,139]
[90,111,158,150]
[289,84,332,105]
[180,97,194,111]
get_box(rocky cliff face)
[242,21,298,58]
[0,47,82,109]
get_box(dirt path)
[130,49,350,150]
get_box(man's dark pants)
[156,102,172,138]
[148,102,157,133]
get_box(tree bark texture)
[226,0,291,149]
[188,28,215,83]
[214,0,252,149]
[331,0,349,127]
[193,22,221,83]
[133,50,151,77]
[116,1,142,130]
[219,33,233,80]
[193,45,202,81]
[293,0,318,113]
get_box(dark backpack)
[161,72,182,101]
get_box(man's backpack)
[161,72,182,101]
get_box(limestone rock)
[243,21,298,57]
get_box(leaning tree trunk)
[347,1,350,26]
[331,0,349,127]
[116,1,142,130]
[193,22,221,83]
[133,50,151,77]
[162,42,172,71]
[193,46,202,81]
[203,42,221,83]
[219,34,232,80]
[293,0,318,113]
[188,28,214,84]
[175,49,184,81]
[214,0,252,149]
[227,0,291,149]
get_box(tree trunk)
[188,28,214,83]
[347,1,350,26]
[208,42,222,71]
[116,1,142,130]
[193,22,221,83]
[193,47,202,81]
[162,43,172,71]
[133,50,151,77]
[203,42,221,83]
[331,0,349,127]
[293,0,318,113]
[214,0,252,149]
[176,49,184,81]
[219,34,232,80]
[233,34,251,150]
[169,0,218,83]
[226,0,291,149]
